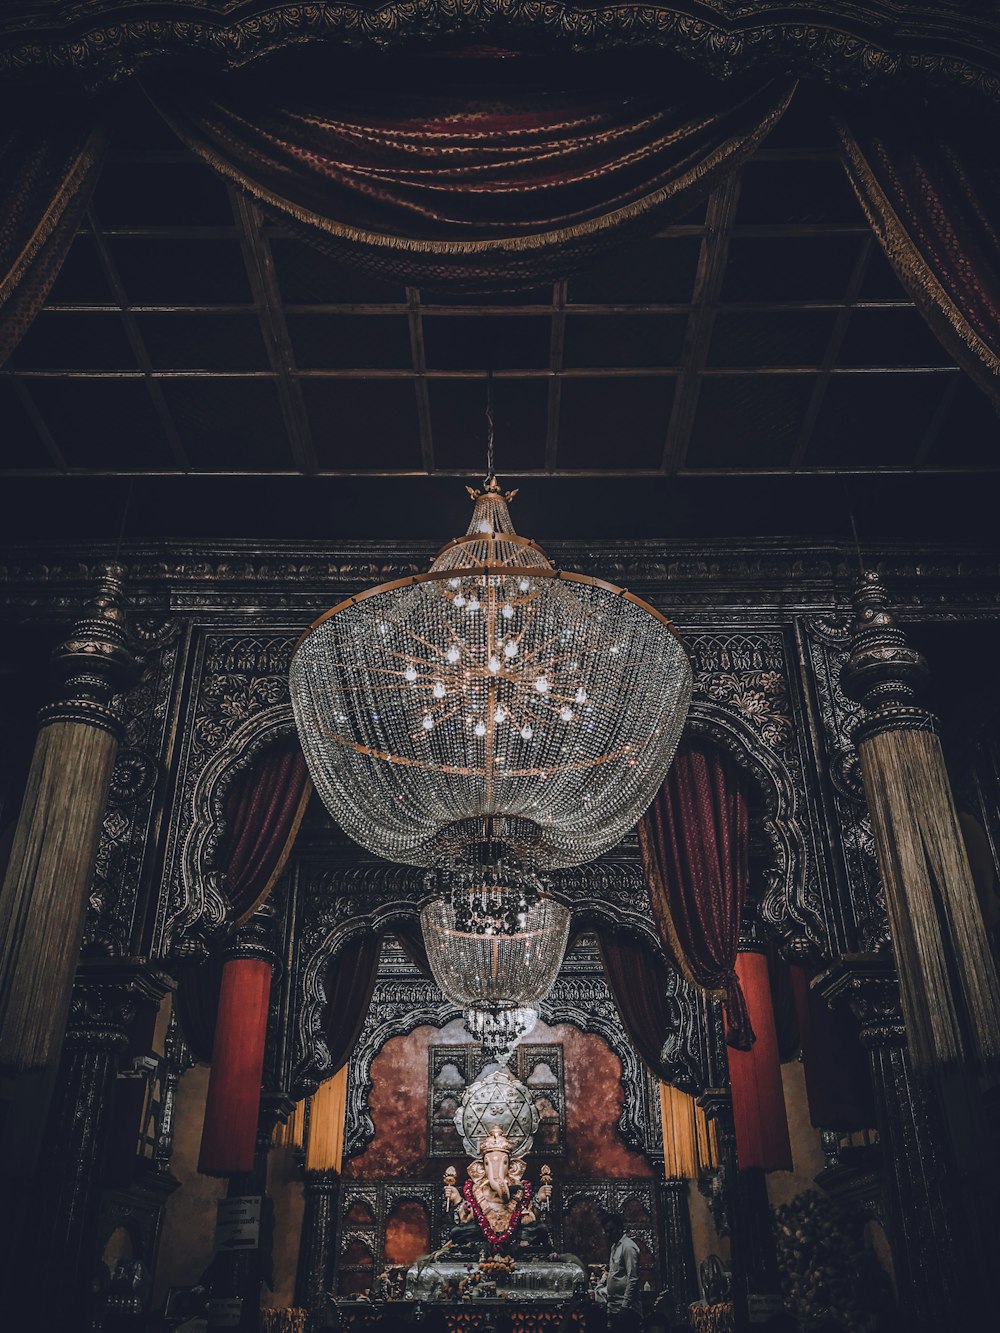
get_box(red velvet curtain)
[148,72,791,290]
[790,966,874,1131]
[198,737,311,1175]
[321,933,383,1074]
[726,951,792,1172]
[836,97,1000,407]
[222,741,311,923]
[0,107,105,367]
[599,931,693,1086]
[639,743,754,1050]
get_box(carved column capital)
[39,564,137,738]
[813,954,905,1048]
[63,958,175,1051]
[840,571,935,744]
[225,902,282,971]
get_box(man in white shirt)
[598,1213,641,1320]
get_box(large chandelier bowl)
[291,480,692,870]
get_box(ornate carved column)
[294,1169,340,1315]
[21,959,172,1330]
[816,956,964,1327]
[0,566,135,1082]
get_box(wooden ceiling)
[1,81,997,546]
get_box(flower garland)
[463,1178,533,1250]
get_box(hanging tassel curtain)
[0,105,105,367]
[725,952,792,1172]
[843,572,1000,1083]
[639,743,755,1050]
[198,740,311,1176]
[147,72,792,290]
[835,97,1000,408]
[0,567,133,1076]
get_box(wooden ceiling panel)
[161,379,291,471]
[302,378,424,471]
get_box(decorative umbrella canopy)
[290,479,692,870]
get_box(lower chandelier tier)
[421,892,570,1060]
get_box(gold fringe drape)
[0,719,119,1072]
[858,727,1000,1078]
[659,1081,720,1179]
[304,1065,348,1173]
[274,1097,307,1151]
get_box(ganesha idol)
[444,1125,552,1253]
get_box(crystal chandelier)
[425,855,544,936]
[421,892,570,1061]
[291,479,692,871]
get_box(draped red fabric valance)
[639,743,755,1051]
[149,74,791,290]
[836,98,1000,408]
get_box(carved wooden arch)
[170,702,297,955]
[685,700,826,959]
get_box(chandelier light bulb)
[502,604,515,619]
[575,688,587,704]
[445,646,461,664]
[520,725,533,741]
[534,677,549,694]
[503,641,518,659]
[560,707,574,722]
[433,681,447,698]
[495,707,506,723]
[454,593,466,608]
[474,721,487,738]
[404,666,418,683]
[422,715,434,731]
[488,656,501,674]
[468,596,481,612]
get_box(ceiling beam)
[660,175,743,475]
[87,207,191,471]
[231,190,319,475]
[406,287,435,473]
[545,281,567,473]
[789,236,874,469]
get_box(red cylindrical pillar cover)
[726,950,793,1172]
[198,957,272,1175]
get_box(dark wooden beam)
[87,207,190,471]
[10,378,65,470]
[660,176,743,475]
[789,236,875,469]
[406,287,435,474]
[545,281,567,473]
[231,190,319,475]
